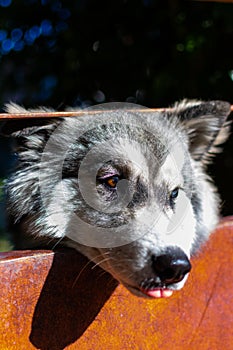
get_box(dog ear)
[174,100,232,164]
[0,103,61,139]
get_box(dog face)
[3,100,231,298]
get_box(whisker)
[51,236,65,249]
[72,259,94,288]
[72,251,111,288]
[91,256,112,270]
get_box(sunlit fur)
[3,100,231,297]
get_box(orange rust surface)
[0,218,233,349]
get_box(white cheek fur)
[153,191,196,256]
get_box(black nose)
[152,247,192,285]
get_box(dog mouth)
[122,274,189,299]
[141,288,174,298]
[124,284,174,299]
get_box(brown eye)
[97,173,120,191]
[105,176,119,189]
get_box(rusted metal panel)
[0,218,233,349]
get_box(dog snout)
[152,247,192,285]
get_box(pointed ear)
[174,100,232,163]
[0,103,61,137]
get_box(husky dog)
[2,100,231,298]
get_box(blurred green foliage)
[0,0,233,250]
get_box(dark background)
[0,0,233,247]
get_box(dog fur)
[2,100,231,298]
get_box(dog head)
[3,100,231,298]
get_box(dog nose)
[152,248,192,285]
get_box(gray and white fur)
[2,100,231,298]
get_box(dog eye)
[170,187,179,200]
[101,175,119,189]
